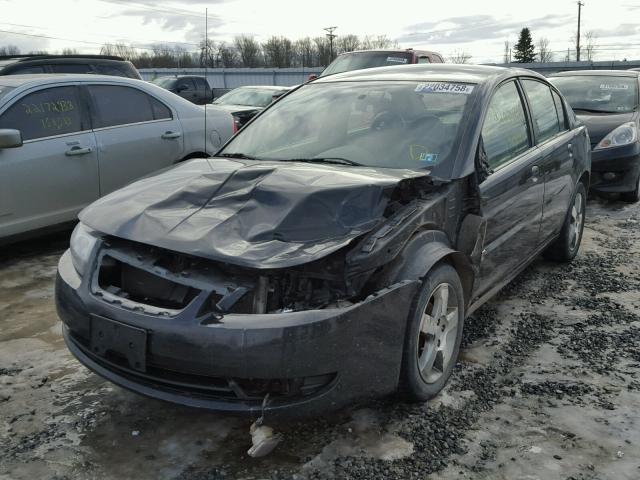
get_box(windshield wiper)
[218,152,259,160]
[573,107,619,114]
[280,157,363,166]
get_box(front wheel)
[400,263,465,401]
[544,182,586,262]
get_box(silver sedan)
[0,74,235,240]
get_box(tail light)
[232,116,239,134]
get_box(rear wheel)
[544,182,586,262]
[400,263,465,401]
[620,173,640,203]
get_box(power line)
[0,21,200,47]
[96,0,210,20]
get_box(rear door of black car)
[474,80,544,298]
[520,78,576,242]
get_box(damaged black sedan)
[55,64,590,415]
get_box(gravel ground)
[1,196,639,480]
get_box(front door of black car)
[474,80,544,299]
[521,79,576,243]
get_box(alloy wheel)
[569,191,584,252]
[416,283,459,384]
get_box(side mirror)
[0,129,22,149]
[176,84,188,92]
[308,74,318,81]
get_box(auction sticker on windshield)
[415,82,475,94]
[387,57,408,63]
[600,83,630,90]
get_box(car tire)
[544,182,587,262]
[620,173,640,203]
[400,263,465,401]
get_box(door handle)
[65,146,92,156]
[161,131,182,139]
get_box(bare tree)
[537,37,553,62]
[199,38,216,67]
[503,41,510,64]
[262,36,294,67]
[336,34,359,54]
[360,35,398,50]
[217,42,236,67]
[448,50,471,64]
[0,45,20,55]
[295,37,315,67]
[585,31,598,61]
[61,48,78,55]
[234,35,261,67]
[100,43,136,61]
[314,36,332,67]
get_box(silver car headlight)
[594,122,638,150]
[70,223,98,276]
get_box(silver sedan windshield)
[220,80,475,174]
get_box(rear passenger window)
[481,81,531,170]
[88,85,170,128]
[95,65,129,77]
[11,65,46,74]
[552,91,568,130]
[0,86,83,141]
[417,56,431,64]
[51,64,92,74]
[522,79,561,143]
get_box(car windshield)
[151,77,176,88]
[0,85,15,101]
[213,88,275,107]
[219,80,475,177]
[321,52,414,76]
[551,75,639,113]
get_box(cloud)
[397,14,570,44]
[591,23,640,38]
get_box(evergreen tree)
[514,28,536,63]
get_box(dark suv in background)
[0,55,141,79]
[151,75,213,105]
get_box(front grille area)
[98,255,201,310]
[70,331,336,404]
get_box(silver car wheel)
[416,283,459,384]
[569,191,584,252]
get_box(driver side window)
[481,81,531,171]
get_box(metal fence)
[138,67,323,87]
[138,60,640,87]
[490,59,640,75]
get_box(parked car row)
[1,51,638,416]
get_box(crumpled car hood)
[80,158,430,269]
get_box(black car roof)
[0,54,125,62]
[315,63,542,84]
[551,69,640,78]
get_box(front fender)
[390,231,475,308]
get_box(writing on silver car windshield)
[551,75,639,113]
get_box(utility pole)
[576,1,584,62]
[324,26,337,61]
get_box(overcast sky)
[1,0,639,63]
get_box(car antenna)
[204,8,213,171]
